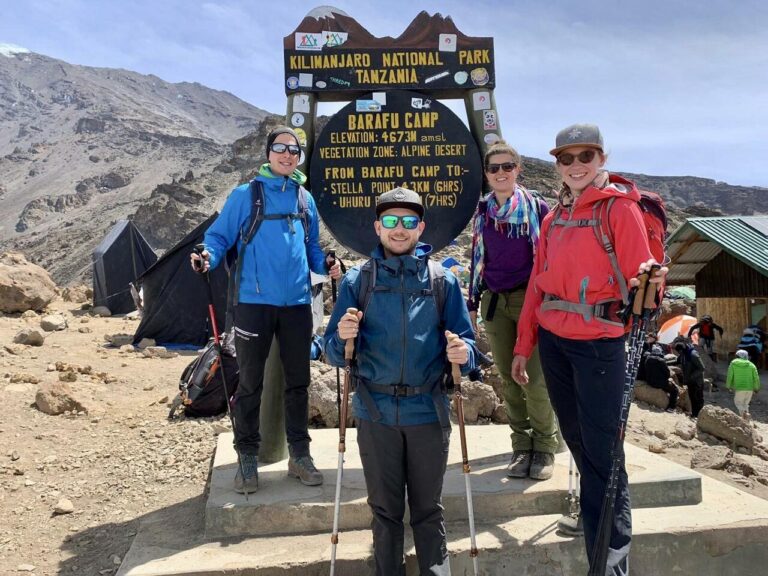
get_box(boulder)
[34,382,89,415]
[142,346,177,359]
[691,445,732,470]
[0,252,58,312]
[92,306,112,317]
[40,314,68,332]
[309,379,342,428]
[696,404,761,449]
[633,380,691,413]
[61,285,92,303]
[491,403,509,424]
[453,381,498,423]
[105,333,135,347]
[13,328,45,346]
[673,420,697,441]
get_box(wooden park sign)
[283,7,501,255]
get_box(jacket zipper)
[397,261,407,425]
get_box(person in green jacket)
[727,349,761,419]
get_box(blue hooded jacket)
[324,244,477,426]
[203,165,327,306]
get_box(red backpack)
[547,187,668,308]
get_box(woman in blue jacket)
[192,126,340,494]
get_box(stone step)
[117,472,768,576]
[205,427,701,538]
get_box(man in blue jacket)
[324,187,477,576]
[191,126,340,493]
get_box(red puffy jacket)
[515,174,653,358]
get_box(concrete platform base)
[116,426,768,576]
[204,428,701,539]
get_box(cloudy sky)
[2,0,766,186]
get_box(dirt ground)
[1,298,767,575]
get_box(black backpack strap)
[228,181,265,312]
[426,259,446,329]
[357,259,378,317]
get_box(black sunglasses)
[379,215,421,230]
[270,142,301,156]
[486,162,516,174]
[556,149,597,166]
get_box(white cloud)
[0,43,30,57]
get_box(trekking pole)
[330,308,356,576]
[588,266,660,576]
[449,334,479,575]
[567,454,580,517]
[193,244,251,502]
[329,251,347,423]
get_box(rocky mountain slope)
[0,47,268,282]
[1,47,766,285]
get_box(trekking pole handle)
[192,243,207,273]
[344,308,357,361]
[642,264,661,311]
[447,333,462,387]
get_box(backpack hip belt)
[541,293,624,326]
[354,374,451,430]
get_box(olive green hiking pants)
[481,288,559,454]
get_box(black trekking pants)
[537,327,632,571]
[232,303,312,457]
[687,375,705,418]
[357,419,451,576]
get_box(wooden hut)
[666,216,768,361]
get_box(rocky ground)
[1,296,768,576]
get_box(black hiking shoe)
[506,450,532,478]
[288,455,323,486]
[234,453,259,494]
[557,510,583,537]
[529,451,555,481]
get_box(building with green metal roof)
[666,216,768,357]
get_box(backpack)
[547,187,668,307]
[168,339,239,419]
[356,258,446,323]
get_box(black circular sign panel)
[311,90,482,257]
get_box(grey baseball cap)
[375,187,424,218]
[550,123,604,156]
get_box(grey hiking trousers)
[357,419,451,576]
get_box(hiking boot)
[288,455,323,486]
[233,454,259,494]
[506,450,532,478]
[529,451,555,481]
[556,510,584,537]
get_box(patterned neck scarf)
[469,185,541,303]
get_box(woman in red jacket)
[511,124,665,575]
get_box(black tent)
[132,214,229,347]
[93,220,157,314]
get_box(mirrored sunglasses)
[556,149,597,166]
[486,162,516,174]
[379,215,421,230]
[270,142,301,156]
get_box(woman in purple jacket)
[467,141,560,483]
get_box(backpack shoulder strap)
[242,180,265,245]
[592,197,630,304]
[357,258,377,315]
[427,259,446,324]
